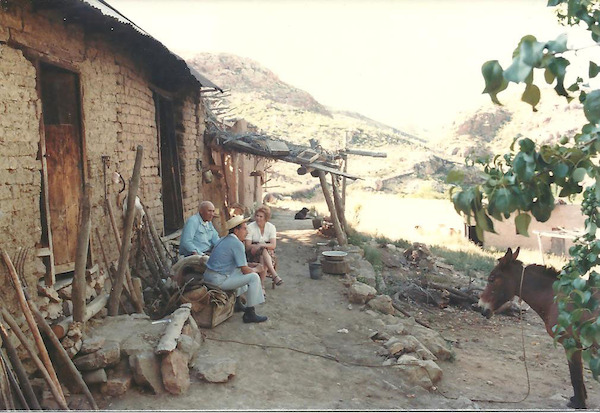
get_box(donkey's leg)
[566,350,587,409]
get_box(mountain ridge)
[187,52,587,197]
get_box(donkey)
[478,247,598,409]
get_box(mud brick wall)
[177,96,206,220]
[0,3,209,316]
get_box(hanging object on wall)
[202,170,213,183]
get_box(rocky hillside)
[187,52,586,197]
[188,53,330,116]
[436,89,586,161]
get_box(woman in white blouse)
[245,205,283,288]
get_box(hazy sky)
[109,0,583,131]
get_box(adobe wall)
[485,204,585,257]
[0,4,207,317]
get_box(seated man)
[203,215,268,324]
[179,201,219,257]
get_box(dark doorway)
[40,63,84,273]
[154,93,183,235]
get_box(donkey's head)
[478,247,522,319]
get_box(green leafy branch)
[449,0,600,379]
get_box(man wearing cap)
[203,215,268,323]
[179,201,220,257]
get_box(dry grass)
[272,190,570,277]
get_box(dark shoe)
[234,297,246,313]
[242,307,268,323]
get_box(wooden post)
[317,171,347,246]
[1,310,67,410]
[341,160,346,209]
[141,201,171,268]
[0,352,16,410]
[331,174,349,234]
[72,184,92,323]
[95,228,128,314]
[108,145,143,316]
[29,301,98,410]
[0,322,40,410]
[1,251,66,402]
[106,198,138,304]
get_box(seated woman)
[244,205,283,288]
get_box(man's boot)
[242,306,267,323]
[234,296,246,313]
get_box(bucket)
[308,262,322,279]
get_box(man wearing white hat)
[203,215,267,323]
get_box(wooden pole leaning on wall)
[317,171,347,246]
[29,302,98,410]
[0,321,40,410]
[0,350,11,409]
[341,155,348,212]
[106,199,143,313]
[331,174,349,234]
[1,309,67,410]
[108,145,144,316]
[72,183,92,324]
[1,250,66,403]
[0,351,16,410]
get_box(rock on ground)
[129,351,164,394]
[191,355,237,383]
[348,282,377,304]
[161,350,190,395]
[73,341,120,371]
[367,294,395,314]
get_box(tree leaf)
[583,89,600,124]
[522,83,541,110]
[481,60,508,104]
[553,162,569,178]
[515,213,532,236]
[504,57,532,84]
[589,61,600,78]
[547,33,568,53]
[544,67,556,84]
[572,167,587,182]
[519,138,536,153]
[491,187,514,214]
[482,60,504,93]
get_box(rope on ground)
[202,333,393,368]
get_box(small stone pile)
[66,305,238,403]
[341,247,455,391]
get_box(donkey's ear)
[512,247,520,261]
[499,248,513,265]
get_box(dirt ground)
[104,207,600,410]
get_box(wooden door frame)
[153,91,184,235]
[35,57,89,284]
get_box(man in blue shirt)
[179,201,220,257]
[204,215,267,324]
